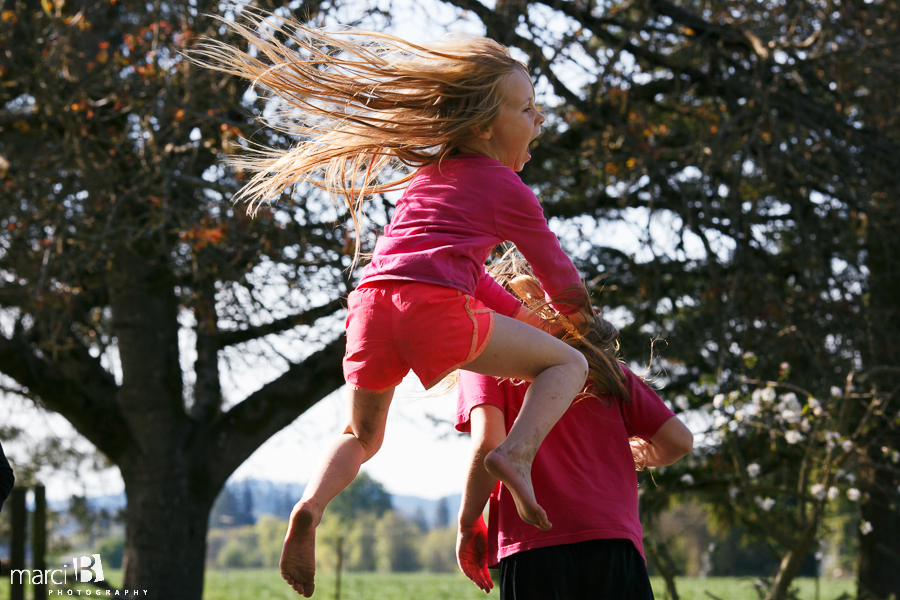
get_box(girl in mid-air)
[198,11,620,597]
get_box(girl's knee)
[567,349,589,382]
[346,421,386,459]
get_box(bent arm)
[459,405,505,527]
[457,405,506,593]
[632,416,693,468]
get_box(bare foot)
[484,446,551,530]
[280,502,320,597]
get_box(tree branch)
[215,297,346,349]
[0,334,132,461]
[200,336,346,492]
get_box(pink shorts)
[343,280,495,392]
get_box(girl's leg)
[464,314,588,531]
[280,386,395,598]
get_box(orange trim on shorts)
[345,381,403,394]
[423,293,495,390]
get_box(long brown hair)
[193,9,527,266]
[488,248,630,403]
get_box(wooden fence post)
[9,487,26,600]
[335,536,344,600]
[33,485,46,600]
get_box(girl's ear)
[472,123,493,140]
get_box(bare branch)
[216,297,345,349]
[200,336,346,491]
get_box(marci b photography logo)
[10,552,150,596]
[73,555,105,583]
[9,554,104,586]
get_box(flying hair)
[192,8,528,267]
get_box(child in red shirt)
[455,268,693,599]
[199,13,631,597]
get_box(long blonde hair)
[488,249,630,403]
[193,9,527,265]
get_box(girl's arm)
[457,405,506,593]
[474,270,571,335]
[630,416,693,468]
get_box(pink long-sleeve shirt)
[359,153,583,315]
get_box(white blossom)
[713,394,726,409]
[847,488,861,501]
[728,486,739,500]
[714,415,729,429]
[860,521,873,535]
[779,393,802,423]
[755,496,776,511]
[810,484,826,500]
[752,387,776,403]
[831,386,842,397]
[800,420,811,432]
[728,420,739,432]
[747,463,761,478]
[807,397,823,416]
[781,410,801,424]
[728,390,740,401]
[828,487,839,500]
[675,395,690,411]
[734,408,746,422]
[893,451,900,463]
[681,474,695,485]
[785,430,804,444]
[841,440,853,452]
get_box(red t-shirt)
[455,367,675,566]
[359,153,585,315]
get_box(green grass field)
[1,568,856,600]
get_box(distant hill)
[53,480,461,531]
[392,494,461,529]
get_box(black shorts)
[498,538,655,600]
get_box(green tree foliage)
[375,511,421,573]
[433,496,450,529]
[254,514,288,569]
[217,533,263,569]
[344,512,379,572]
[97,536,126,570]
[419,527,457,574]
[330,472,393,521]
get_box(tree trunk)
[766,526,817,600]
[643,535,679,600]
[119,459,213,599]
[857,193,900,600]
[857,462,900,600]
[109,243,212,599]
